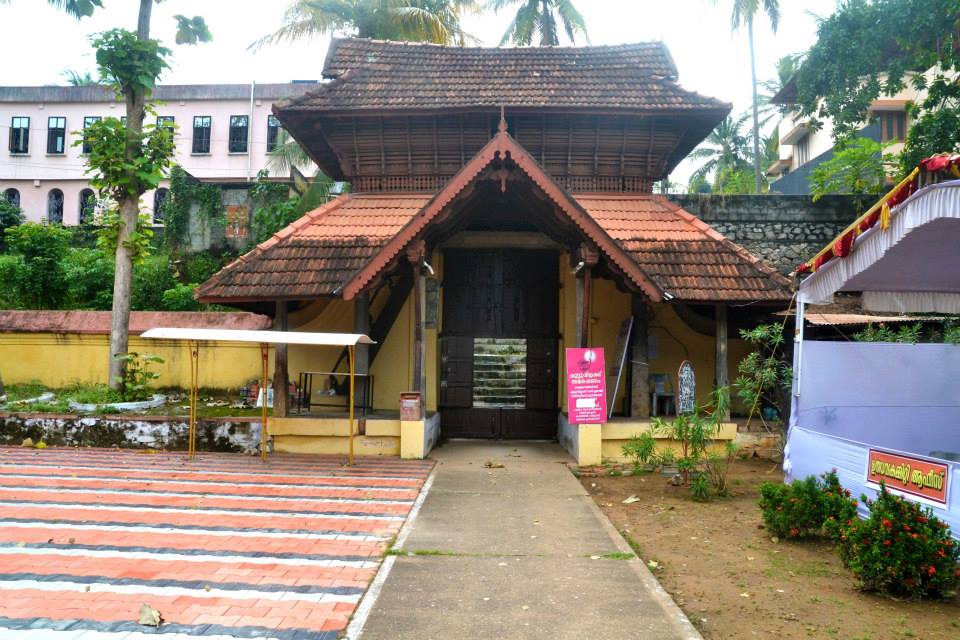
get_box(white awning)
[141,328,375,346]
[799,180,960,313]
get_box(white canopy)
[799,180,960,313]
[141,328,375,346]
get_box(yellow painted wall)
[600,420,738,462]
[0,333,271,390]
[557,251,753,414]
[647,304,752,411]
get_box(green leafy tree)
[65,0,211,390]
[3,223,72,309]
[794,0,960,174]
[809,137,891,201]
[711,0,780,194]
[251,0,476,49]
[735,323,791,429]
[487,0,588,46]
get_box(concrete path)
[355,441,699,640]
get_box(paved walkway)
[355,441,699,639]
[0,446,433,639]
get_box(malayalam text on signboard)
[866,449,948,506]
[565,347,607,424]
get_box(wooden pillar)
[407,242,427,419]
[630,295,650,418]
[354,293,370,373]
[575,244,599,348]
[272,301,288,418]
[715,304,730,420]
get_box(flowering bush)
[820,470,859,542]
[759,475,825,539]
[835,484,959,599]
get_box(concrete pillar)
[630,295,650,418]
[715,304,730,420]
[407,243,427,419]
[272,301,288,418]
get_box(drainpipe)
[246,80,255,183]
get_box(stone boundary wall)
[667,194,865,273]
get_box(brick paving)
[0,446,433,639]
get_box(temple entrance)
[439,249,558,439]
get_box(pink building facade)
[1,83,318,225]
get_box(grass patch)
[764,552,840,579]
[620,530,645,557]
[589,552,634,560]
[2,382,47,402]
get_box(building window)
[9,116,29,154]
[79,188,96,224]
[82,116,101,154]
[192,116,211,154]
[880,111,906,142]
[47,188,64,224]
[4,188,20,208]
[157,115,175,137]
[228,115,248,153]
[153,187,169,223]
[796,136,810,166]
[47,116,67,154]
[266,115,281,152]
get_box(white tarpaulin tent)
[788,178,960,536]
[142,328,375,463]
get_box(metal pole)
[348,345,356,466]
[260,343,269,463]
[793,299,805,399]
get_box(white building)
[0,82,318,225]
[767,77,916,195]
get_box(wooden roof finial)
[498,106,507,134]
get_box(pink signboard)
[565,348,607,424]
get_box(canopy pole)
[189,341,199,460]
[260,343,269,463]
[348,345,356,466]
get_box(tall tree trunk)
[108,0,153,390]
[748,17,762,194]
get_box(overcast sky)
[0,0,839,183]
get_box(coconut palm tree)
[61,69,104,86]
[487,0,587,46]
[712,0,780,194]
[250,0,477,50]
[688,112,752,188]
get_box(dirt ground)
[582,458,960,640]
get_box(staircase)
[473,338,526,408]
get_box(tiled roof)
[0,311,271,334]
[278,39,730,113]
[579,195,791,301]
[198,192,790,304]
[197,194,431,302]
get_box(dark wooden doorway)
[439,249,559,439]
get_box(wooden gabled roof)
[277,39,730,114]
[198,127,790,306]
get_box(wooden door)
[440,249,559,439]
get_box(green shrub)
[63,247,114,310]
[759,475,826,539]
[3,222,72,309]
[0,255,21,308]
[621,432,657,473]
[161,282,200,311]
[835,484,959,599]
[820,470,860,542]
[181,251,232,284]
[0,200,24,249]
[131,254,176,310]
[113,352,164,401]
